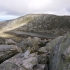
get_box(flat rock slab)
[0,52,38,70]
[0,62,20,70]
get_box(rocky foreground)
[0,32,70,70]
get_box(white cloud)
[47,9,70,15]
[0,0,70,21]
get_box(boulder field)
[0,32,70,70]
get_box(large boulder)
[49,32,70,70]
[0,48,48,70]
[0,45,20,63]
[45,36,62,52]
[0,52,38,70]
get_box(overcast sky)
[0,0,70,21]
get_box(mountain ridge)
[0,14,70,36]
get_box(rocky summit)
[0,14,70,70]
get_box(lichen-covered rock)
[17,37,41,52]
[49,32,70,70]
[5,39,16,45]
[0,52,38,70]
[17,37,50,53]
[45,36,62,52]
[30,45,39,53]
[22,56,38,70]
[0,45,20,63]
[17,37,34,52]
[37,54,48,64]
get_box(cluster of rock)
[0,32,70,70]
[0,36,50,70]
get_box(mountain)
[0,14,70,36]
[0,14,70,70]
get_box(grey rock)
[49,32,70,70]
[33,37,40,42]
[33,64,47,70]
[38,39,48,47]
[17,38,32,52]
[22,56,38,70]
[23,50,30,58]
[38,47,48,53]
[0,52,38,70]
[45,36,62,52]
[37,54,49,64]
[0,53,25,70]
[5,39,16,45]
[0,45,20,63]
[44,64,48,70]
[0,62,20,70]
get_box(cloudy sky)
[0,0,70,21]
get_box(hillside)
[0,14,70,36]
